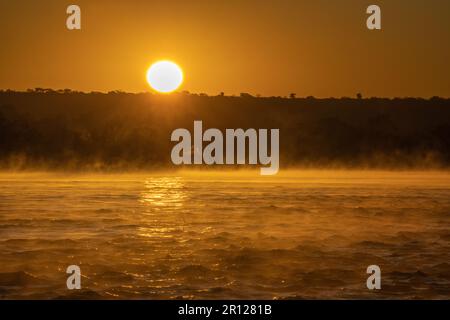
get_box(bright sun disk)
[146,60,183,93]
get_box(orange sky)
[1,0,449,97]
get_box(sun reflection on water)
[138,177,188,238]
[139,177,187,209]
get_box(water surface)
[0,170,449,299]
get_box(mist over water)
[1,170,449,299]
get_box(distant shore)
[1,90,450,170]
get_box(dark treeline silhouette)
[1,89,450,170]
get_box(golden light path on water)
[138,177,187,238]
[140,177,187,208]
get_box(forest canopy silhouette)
[0,90,449,170]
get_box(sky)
[1,0,449,97]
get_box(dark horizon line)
[1,88,449,100]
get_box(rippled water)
[0,170,449,299]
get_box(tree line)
[0,90,449,170]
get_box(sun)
[146,60,183,93]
